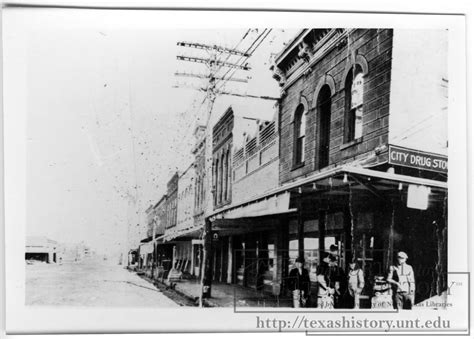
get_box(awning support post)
[318,210,327,260]
[227,236,233,284]
[436,195,448,295]
[297,197,304,259]
[343,206,353,267]
[385,201,396,271]
[201,218,213,303]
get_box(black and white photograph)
[2,2,470,336]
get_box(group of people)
[288,246,416,310]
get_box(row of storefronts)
[129,28,448,308]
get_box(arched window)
[344,65,364,142]
[293,104,306,166]
[317,85,332,169]
[219,153,224,204]
[223,152,228,202]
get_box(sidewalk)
[128,266,293,308]
[167,278,293,308]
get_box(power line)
[176,55,251,71]
[215,29,268,88]
[216,29,272,92]
[212,29,251,76]
[174,71,249,83]
[177,41,250,57]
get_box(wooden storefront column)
[343,207,353,266]
[384,201,396,271]
[318,210,327,260]
[190,243,195,277]
[297,198,304,259]
[201,218,213,300]
[172,246,177,269]
[436,195,448,295]
[227,236,233,284]
[274,219,289,296]
[220,242,225,282]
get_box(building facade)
[166,172,179,231]
[151,195,172,275]
[25,236,58,263]
[269,28,448,304]
[191,125,207,278]
[129,29,448,309]
[212,108,233,209]
[210,103,281,288]
[170,164,196,275]
[204,28,447,307]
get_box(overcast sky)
[4,8,298,256]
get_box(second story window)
[293,104,306,166]
[225,149,231,201]
[344,65,364,142]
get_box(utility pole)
[175,33,278,304]
[175,41,253,305]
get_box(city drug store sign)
[388,145,448,174]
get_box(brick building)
[191,125,207,277]
[274,28,393,183]
[209,101,282,289]
[153,195,168,237]
[205,28,448,307]
[152,195,172,275]
[212,108,234,210]
[137,204,157,272]
[166,172,179,230]
[270,28,447,305]
[169,164,196,275]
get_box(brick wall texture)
[279,29,393,184]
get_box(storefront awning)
[288,166,447,211]
[161,225,203,242]
[216,191,295,220]
[208,165,447,220]
[139,241,154,254]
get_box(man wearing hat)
[288,257,311,308]
[387,251,416,310]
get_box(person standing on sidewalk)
[316,257,335,309]
[288,257,311,308]
[387,251,416,310]
[346,260,365,309]
[327,246,345,308]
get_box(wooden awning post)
[201,218,213,302]
[436,194,448,295]
[297,198,305,259]
[318,210,327,261]
[227,236,233,284]
[343,206,353,268]
[385,202,396,271]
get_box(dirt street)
[25,258,179,307]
